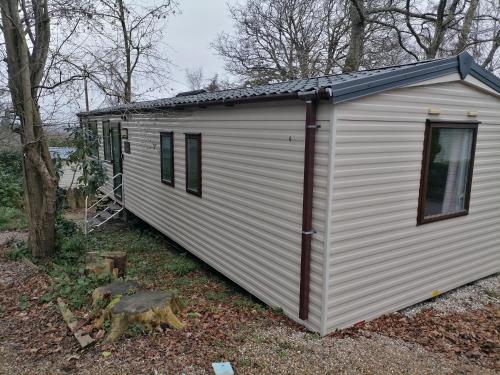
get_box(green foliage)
[40,217,111,309]
[103,318,111,332]
[56,215,79,239]
[0,150,24,209]
[165,254,199,276]
[6,240,30,260]
[126,322,146,337]
[46,133,75,147]
[45,270,112,310]
[18,295,31,311]
[66,125,107,196]
[0,207,27,231]
[206,290,229,301]
[233,296,267,312]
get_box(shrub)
[0,150,24,209]
[0,206,27,231]
[6,240,30,260]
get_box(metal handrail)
[84,173,124,235]
[88,205,124,234]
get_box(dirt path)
[0,229,497,374]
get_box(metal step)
[106,203,122,212]
[98,210,113,221]
[84,173,124,235]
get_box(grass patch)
[165,254,199,276]
[0,207,27,231]
[233,296,267,312]
[206,290,230,302]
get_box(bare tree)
[454,0,479,53]
[217,0,499,81]
[82,0,176,104]
[213,0,350,84]
[343,0,367,72]
[185,67,205,91]
[370,0,499,69]
[1,0,58,257]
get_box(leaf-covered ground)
[0,220,498,374]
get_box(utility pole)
[83,65,90,112]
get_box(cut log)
[57,298,95,348]
[102,251,127,278]
[85,251,127,278]
[92,280,140,306]
[104,290,185,342]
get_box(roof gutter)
[298,88,328,320]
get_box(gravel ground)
[0,325,494,375]
[232,325,496,375]
[401,273,500,317]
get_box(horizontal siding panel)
[89,101,330,332]
[326,80,500,332]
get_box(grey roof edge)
[469,62,500,93]
[331,57,459,103]
[78,52,499,117]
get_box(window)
[84,120,99,158]
[418,121,478,225]
[124,141,131,154]
[102,121,112,161]
[185,133,201,196]
[160,132,174,186]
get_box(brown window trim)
[185,133,202,197]
[417,119,479,226]
[160,132,175,187]
[102,120,112,162]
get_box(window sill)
[161,179,175,187]
[417,210,469,225]
[186,188,202,197]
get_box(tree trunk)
[23,137,57,257]
[343,0,365,73]
[117,0,132,103]
[454,0,479,54]
[481,31,499,69]
[1,0,57,257]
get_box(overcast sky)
[164,0,237,94]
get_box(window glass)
[88,121,99,158]
[103,121,111,161]
[186,134,201,196]
[160,132,174,185]
[420,124,477,223]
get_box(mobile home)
[78,52,500,335]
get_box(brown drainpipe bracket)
[297,89,328,321]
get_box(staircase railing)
[84,173,124,235]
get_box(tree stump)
[92,280,140,306]
[102,251,127,278]
[104,290,185,342]
[85,251,127,278]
